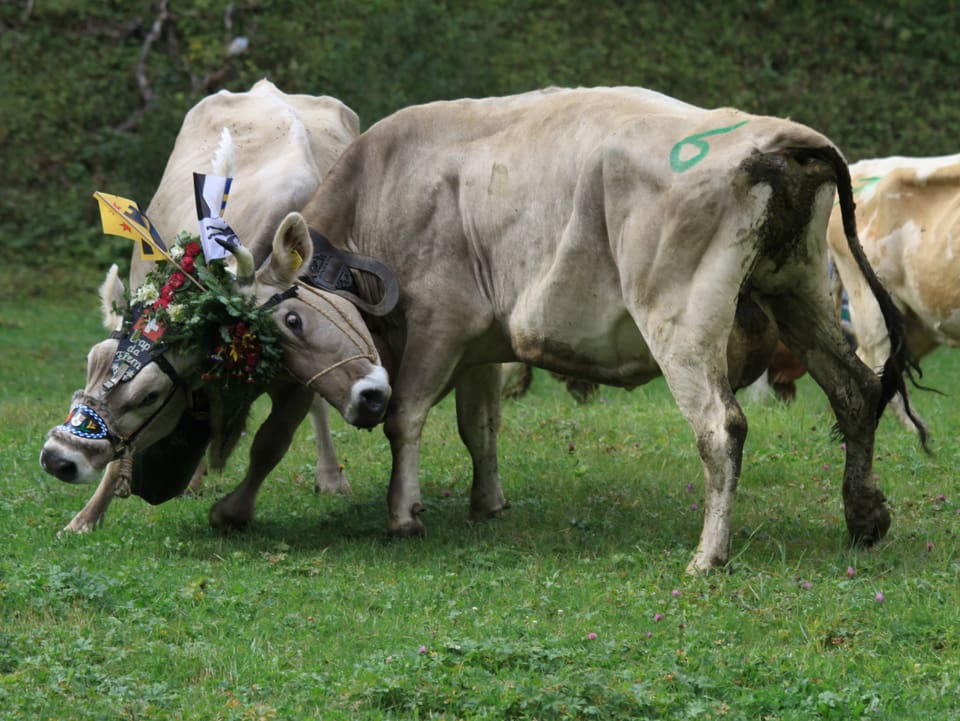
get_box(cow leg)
[628,287,748,573]
[654,354,747,575]
[455,364,508,520]
[383,396,431,536]
[208,382,313,529]
[774,307,889,546]
[186,458,207,495]
[60,460,125,535]
[384,342,471,537]
[309,397,351,495]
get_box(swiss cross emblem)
[133,315,167,342]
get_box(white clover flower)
[133,283,159,304]
[169,244,185,261]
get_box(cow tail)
[790,146,929,452]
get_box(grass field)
[2,284,960,720]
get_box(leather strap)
[303,229,399,316]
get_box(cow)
[289,86,917,573]
[827,153,960,435]
[40,80,392,532]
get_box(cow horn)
[223,241,256,291]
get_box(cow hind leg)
[455,364,508,521]
[309,397,351,495]
[775,310,889,547]
[639,311,749,573]
[658,360,747,574]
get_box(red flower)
[185,241,201,257]
[180,255,196,274]
[167,272,185,290]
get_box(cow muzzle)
[343,366,391,428]
[39,434,110,484]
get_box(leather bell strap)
[303,229,399,317]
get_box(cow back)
[133,79,359,287]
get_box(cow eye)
[140,391,161,407]
[284,311,303,335]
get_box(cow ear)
[99,264,127,330]
[262,212,314,286]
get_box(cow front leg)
[308,397,351,495]
[384,405,429,537]
[60,458,129,535]
[209,382,313,529]
[186,458,207,495]
[455,364,508,520]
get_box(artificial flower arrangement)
[130,231,283,389]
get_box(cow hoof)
[845,491,891,547]
[469,500,510,522]
[847,510,891,547]
[685,551,730,576]
[58,524,86,538]
[315,478,353,496]
[388,519,426,538]
[208,502,252,531]
[60,516,98,536]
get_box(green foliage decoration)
[131,231,283,389]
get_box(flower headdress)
[130,230,283,388]
[95,129,283,390]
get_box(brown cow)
[292,87,916,573]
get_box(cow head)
[40,214,390,485]
[249,212,391,428]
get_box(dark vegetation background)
[2,0,958,290]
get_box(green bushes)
[3,0,958,283]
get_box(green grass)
[2,289,960,720]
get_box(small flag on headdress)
[93,191,167,261]
[194,172,238,261]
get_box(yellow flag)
[93,191,167,261]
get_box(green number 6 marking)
[669,120,750,173]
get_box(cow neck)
[287,281,378,390]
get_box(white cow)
[828,153,960,436]
[42,80,387,532]
[292,86,916,573]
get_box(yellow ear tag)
[290,249,303,270]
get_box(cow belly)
[509,303,661,386]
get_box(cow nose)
[353,387,388,427]
[40,448,78,483]
[361,387,388,416]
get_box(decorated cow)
[40,81,394,532]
